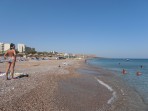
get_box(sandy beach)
[0,59,147,111]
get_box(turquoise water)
[87,58,148,104]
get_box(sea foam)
[95,77,117,104]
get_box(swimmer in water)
[122,69,127,74]
[140,65,143,68]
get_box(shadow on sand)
[16,74,29,79]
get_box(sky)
[0,0,148,58]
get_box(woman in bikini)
[4,43,16,80]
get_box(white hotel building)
[0,43,10,53]
[0,42,4,52]
[17,44,36,53]
[0,43,35,53]
[18,44,26,53]
[4,43,10,51]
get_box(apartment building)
[18,44,25,53]
[0,43,11,53]
[1,42,35,54]
[4,43,10,51]
[0,42,4,53]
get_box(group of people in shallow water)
[122,69,142,76]
[119,63,143,76]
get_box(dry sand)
[0,59,147,111]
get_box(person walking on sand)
[4,43,16,80]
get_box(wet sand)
[0,59,148,111]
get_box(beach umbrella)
[48,55,52,57]
[27,54,32,57]
[32,53,38,57]
[17,53,25,56]
[34,53,38,56]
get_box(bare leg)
[10,61,15,79]
[5,63,11,80]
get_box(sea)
[87,58,148,104]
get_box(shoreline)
[85,60,148,105]
[0,59,147,111]
[79,61,148,110]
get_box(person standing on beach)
[4,43,16,80]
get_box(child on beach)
[4,43,16,80]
